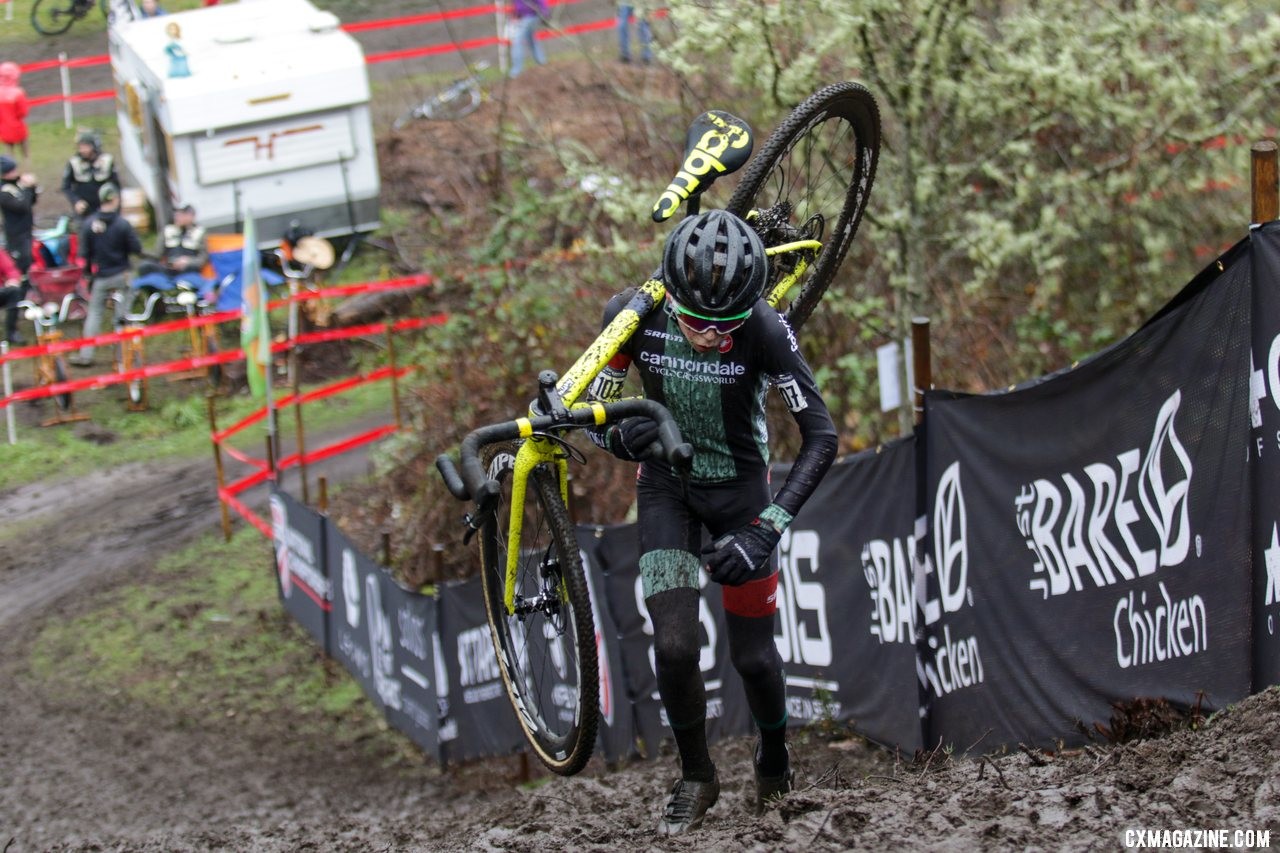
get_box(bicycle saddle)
[652,110,753,222]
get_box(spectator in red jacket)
[0,246,24,345]
[0,62,29,160]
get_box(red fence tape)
[214,365,411,443]
[1,308,444,408]
[218,488,272,538]
[21,0,617,107]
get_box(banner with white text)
[1252,221,1280,690]
[921,242,1254,751]
[436,578,527,765]
[270,489,331,654]
[774,438,925,753]
[325,524,440,755]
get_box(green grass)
[27,522,421,762]
[1,0,213,47]
[0,344,396,490]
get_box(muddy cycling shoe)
[657,772,720,836]
[753,742,795,815]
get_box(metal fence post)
[2,341,15,445]
[59,52,73,129]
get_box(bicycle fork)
[503,433,570,617]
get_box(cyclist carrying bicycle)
[590,210,838,835]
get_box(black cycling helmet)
[662,209,767,319]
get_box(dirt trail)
[2,426,1278,851]
[3,3,1279,847]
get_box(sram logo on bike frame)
[652,110,753,222]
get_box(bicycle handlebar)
[435,398,693,506]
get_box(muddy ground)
[4,3,1280,851]
[2,441,1279,852]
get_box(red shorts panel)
[721,571,778,618]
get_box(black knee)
[648,587,701,679]
[727,613,783,685]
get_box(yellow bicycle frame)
[499,239,822,615]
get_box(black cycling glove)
[702,505,793,586]
[608,416,660,462]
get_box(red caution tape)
[218,488,272,538]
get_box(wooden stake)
[208,395,232,541]
[386,326,402,429]
[911,317,932,426]
[318,476,328,514]
[1252,140,1279,225]
[293,370,309,505]
[381,531,392,567]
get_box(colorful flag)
[239,211,270,398]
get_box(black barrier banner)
[578,527,638,763]
[436,578,526,764]
[593,525,753,758]
[1252,222,1280,690]
[325,525,439,755]
[773,439,924,753]
[270,489,331,654]
[380,578,441,756]
[922,244,1255,751]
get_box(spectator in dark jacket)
[73,183,141,366]
[0,154,36,344]
[62,130,119,221]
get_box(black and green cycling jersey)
[589,288,838,520]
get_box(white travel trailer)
[108,0,380,243]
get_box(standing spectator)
[617,3,653,64]
[138,0,166,17]
[72,184,141,367]
[62,130,119,221]
[508,0,548,79]
[0,246,25,345]
[0,155,37,345]
[0,62,29,159]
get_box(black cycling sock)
[726,611,788,776]
[757,713,789,777]
[648,587,715,783]
[671,718,715,783]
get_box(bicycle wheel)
[52,357,72,413]
[31,0,78,34]
[424,83,481,121]
[391,105,425,132]
[478,442,599,776]
[726,81,881,332]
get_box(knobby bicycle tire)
[52,358,72,412]
[392,84,480,129]
[726,81,881,333]
[478,445,599,776]
[31,0,80,34]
